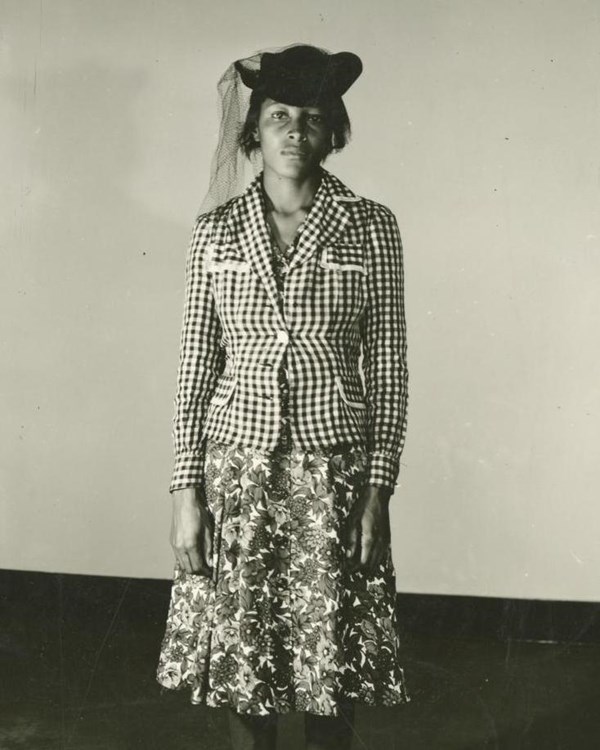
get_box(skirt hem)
[158,680,411,717]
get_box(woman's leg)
[304,701,355,750]
[227,708,278,750]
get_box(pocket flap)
[320,245,366,274]
[210,376,237,406]
[335,375,367,410]
[209,258,251,273]
[207,243,250,273]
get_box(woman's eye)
[272,111,288,119]
[308,114,324,123]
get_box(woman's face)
[255,97,330,180]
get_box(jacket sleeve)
[361,204,409,491]
[169,214,224,493]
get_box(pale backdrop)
[1,0,599,601]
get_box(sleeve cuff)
[366,451,401,492]
[169,451,205,494]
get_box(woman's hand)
[344,484,392,574]
[170,487,214,577]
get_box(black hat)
[235,44,363,107]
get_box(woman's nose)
[287,119,308,141]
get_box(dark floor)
[1,571,599,750]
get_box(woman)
[157,44,410,750]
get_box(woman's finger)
[179,551,193,574]
[194,515,213,578]
[368,539,384,574]
[174,553,186,574]
[201,517,214,570]
[360,526,385,574]
[186,547,207,576]
[360,529,373,568]
[345,517,361,568]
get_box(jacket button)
[276,330,289,344]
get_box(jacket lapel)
[224,175,286,326]
[287,169,355,272]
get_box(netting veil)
[195,49,261,218]
[196,43,355,219]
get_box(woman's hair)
[238,87,352,160]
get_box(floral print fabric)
[156,439,410,716]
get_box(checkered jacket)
[170,168,408,493]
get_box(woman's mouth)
[282,148,310,159]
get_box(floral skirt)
[156,437,410,717]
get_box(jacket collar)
[218,168,361,322]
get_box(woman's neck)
[262,169,322,216]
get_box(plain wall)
[1,0,599,600]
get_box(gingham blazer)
[170,167,408,493]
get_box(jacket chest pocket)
[208,248,254,320]
[319,243,368,318]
